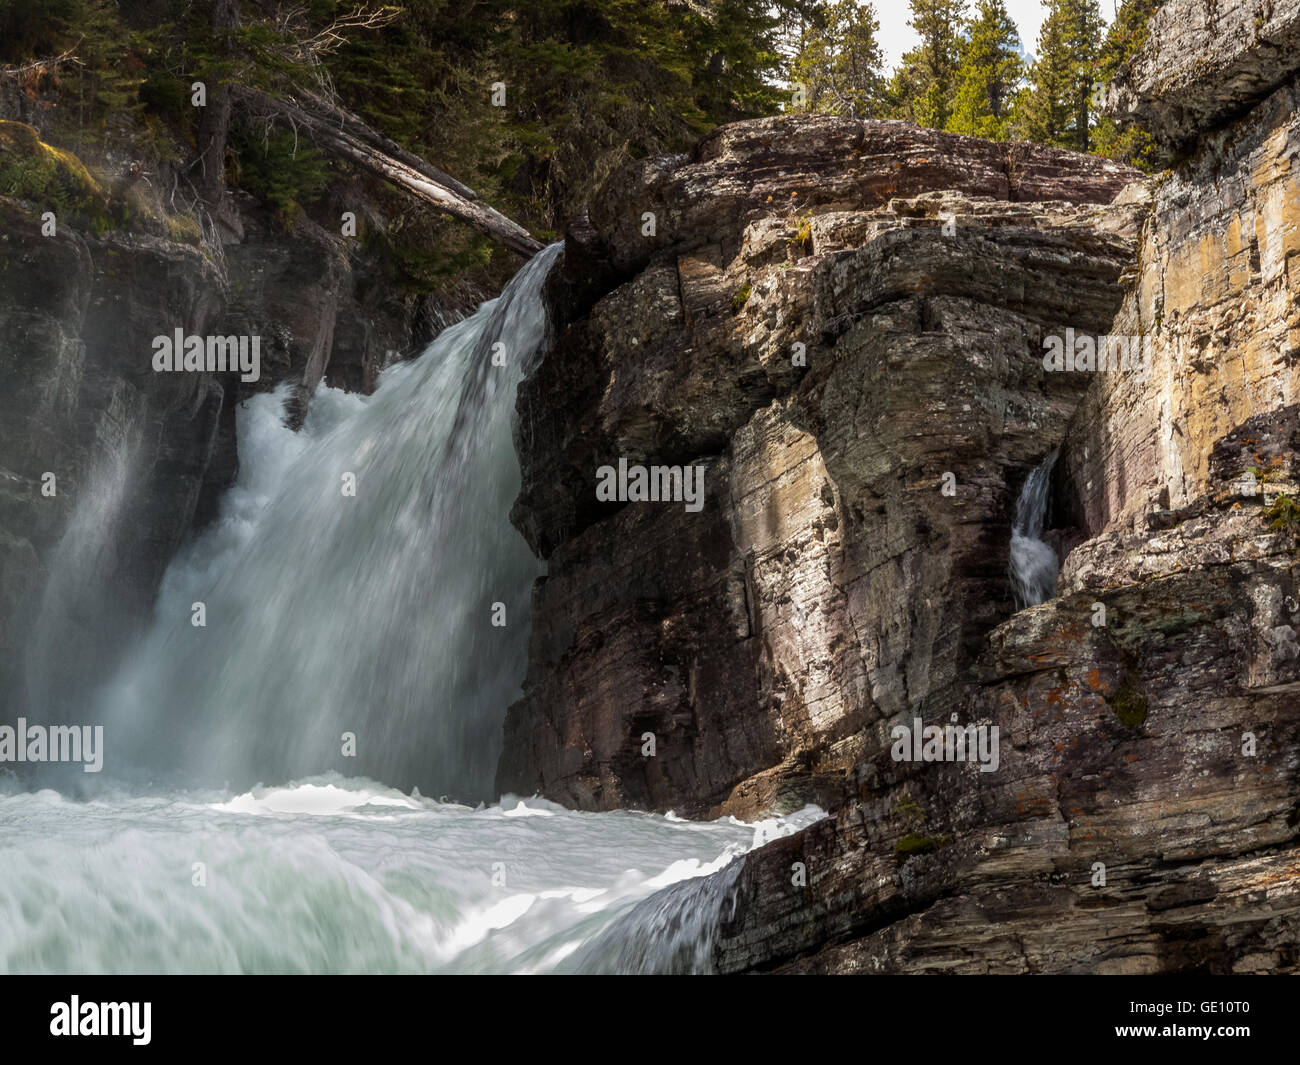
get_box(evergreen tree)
[1090,0,1164,168]
[789,0,885,118]
[887,0,966,128]
[498,0,795,221]
[1016,0,1103,151]
[947,0,1022,139]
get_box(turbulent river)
[2,245,823,974]
[0,776,819,973]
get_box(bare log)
[291,86,479,201]
[234,85,542,258]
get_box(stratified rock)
[1067,74,1300,536]
[500,119,1145,817]
[700,0,1300,973]
[713,451,1300,974]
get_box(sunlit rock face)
[500,115,1143,819]
[1064,76,1300,535]
[711,6,1300,973]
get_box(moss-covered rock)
[0,121,111,233]
[1110,671,1149,728]
[893,832,950,865]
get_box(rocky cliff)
[501,0,1300,973]
[500,118,1144,817]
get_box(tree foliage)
[1089,0,1164,167]
[947,0,1021,139]
[888,0,966,129]
[1016,0,1104,151]
[789,0,885,118]
[0,0,1166,278]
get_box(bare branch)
[0,43,83,81]
[269,4,401,63]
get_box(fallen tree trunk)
[233,85,543,258]
[291,87,480,202]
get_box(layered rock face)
[503,0,1300,973]
[499,120,1143,817]
[1103,0,1300,153]
[1069,0,1300,532]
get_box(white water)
[2,243,824,974]
[92,245,562,799]
[0,774,821,974]
[1009,449,1060,609]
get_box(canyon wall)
[504,0,1300,972]
[500,118,1143,817]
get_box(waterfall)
[96,244,563,800]
[0,240,835,976]
[24,423,140,724]
[1008,449,1060,609]
[569,859,745,973]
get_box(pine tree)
[947,0,1022,139]
[887,0,966,129]
[1016,0,1103,151]
[1090,0,1164,168]
[789,0,885,118]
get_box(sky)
[873,0,1119,68]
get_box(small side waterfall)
[1009,449,1060,609]
[97,244,563,799]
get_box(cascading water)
[1,243,824,974]
[1008,449,1060,609]
[96,245,562,799]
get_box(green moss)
[165,214,203,246]
[730,282,752,314]
[1110,673,1149,728]
[894,832,950,865]
[0,120,111,230]
[1263,494,1300,534]
[893,795,925,822]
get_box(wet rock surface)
[0,119,487,718]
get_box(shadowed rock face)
[504,24,1300,970]
[0,208,226,710]
[500,117,1145,818]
